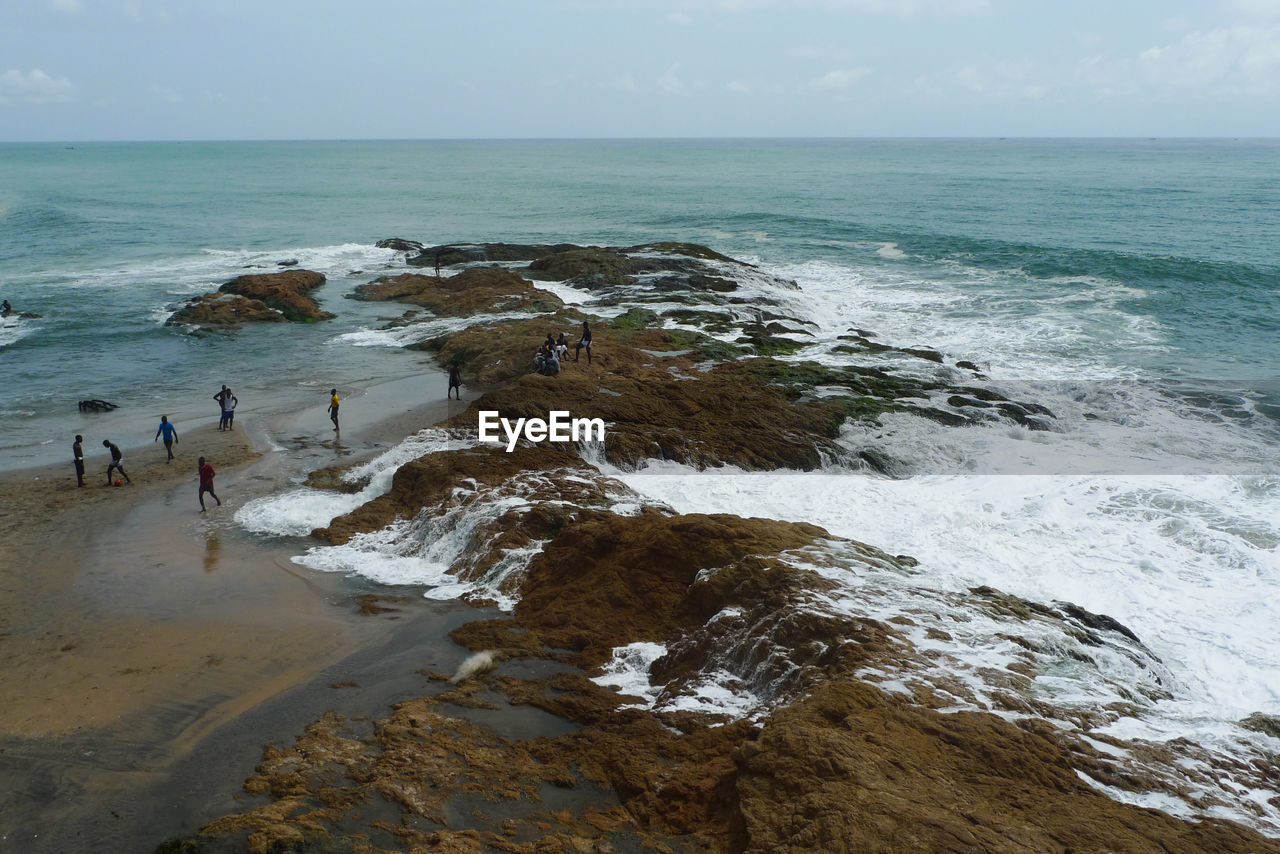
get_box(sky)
[2,0,1279,140]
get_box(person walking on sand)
[574,320,592,364]
[72,434,85,487]
[448,364,462,400]
[328,388,340,431]
[103,439,131,485]
[197,456,221,511]
[155,415,178,462]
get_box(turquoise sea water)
[1,138,1277,466]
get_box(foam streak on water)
[235,428,472,537]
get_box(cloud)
[726,79,753,94]
[0,69,73,105]
[658,63,685,94]
[1230,0,1280,19]
[47,0,83,12]
[938,59,1050,100]
[666,11,693,23]
[151,83,183,104]
[806,67,872,90]
[1139,24,1280,94]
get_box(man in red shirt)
[198,456,222,511]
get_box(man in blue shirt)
[155,415,179,462]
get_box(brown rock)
[454,510,830,669]
[351,266,563,316]
[165,292,286,327]
[219,269,333,322]
[736,677,1280,854]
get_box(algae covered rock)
[166,292,288,327]
[219,269,332,322]
[350,266,563,316]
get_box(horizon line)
[3,135,1278,145]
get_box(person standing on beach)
[328,388,340,431]
[224,390,238,430]
[102,439,131,485]
[448,364,462,400]
[214,385,230,430]
[155,415,178,462]
[197,456,221,511]
[72,434,85,487]
[574,320,592,364]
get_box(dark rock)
[901,347,945,364]
[956,360,982,372]
[1056,603,1143,645]
[948,395,994,409]
[1241,713,1280,740]
[526,247,636,288]
[375,237,425,252]
[78,399,118,413]
[276,258,299,267]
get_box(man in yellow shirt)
[328,388,340,431]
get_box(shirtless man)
[72,434,85,487]
[103,439,131,485]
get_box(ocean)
[3,138,1279,832]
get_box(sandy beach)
[0,376,490,850]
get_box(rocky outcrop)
[349,266,563,316]
[374,237,424,252]
[179,504,1280,854]
[407,242,582,268]
[166,292,288,327]
[161,238,1277,853]
[219,269,332,322]
[734,676,1279,854]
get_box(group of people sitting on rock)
[534,321,592,376]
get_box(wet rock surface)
[166,292,288,328]
[350,266,564,317]
[217,269,333,322]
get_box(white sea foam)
[607,462,1280,829]
[292,483,540,610]
[334,310,541,349]
[0,315,36,348]
[593,642,669,707]
[235,428,471,536]
[763,258,1166,381]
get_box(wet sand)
[0,374,491,851]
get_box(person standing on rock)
[155,415,179,462]
[103,439,131,485]
[448,364,462,400]
[574,320,592,364]
[72,434,85,487]
[328,388,340,431]
[198,456,221,511]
